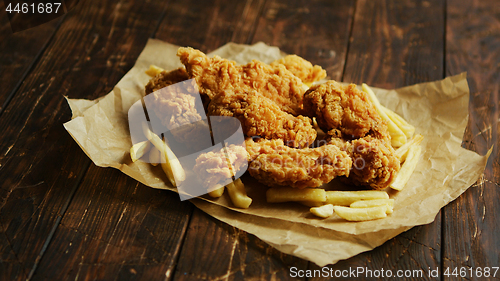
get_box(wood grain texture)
[155,0,265,53]
[443,1,500,279]
[32,166,192,280]
[0,1,62,114]
[0,0,171,279]
[311,0,445,279]
[252,0,355,80]
[173,209,307,281]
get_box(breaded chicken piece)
[145,67,189,95]
[208,88,316,148]
[303,80,390,142]
[347,136,400,190]
[193,144,248,189]
[177,47,306,116]
[245,138,352,189]
[270,55,327,84]
[145,69,208,149]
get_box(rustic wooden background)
[1,0,498,280]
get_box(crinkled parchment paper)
[63,39,489,266]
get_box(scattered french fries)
[226,179,252,208]
[350,199,394,214]
[382,106,415,139]
[333,205,387,221]
[148,146,160,166]
[130,140,150,162]
[362,83,407,147]
[325,190,389,206]
[267,187,326,203]
[310,204,334,218]
[208,184,225,198]
[145,65,165,77]
[391,144,422,191]
[395,134,424,162]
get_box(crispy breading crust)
[245,138,352,189]
[177,47,306,116]
[270,55,327,84]
[208,89,316,148]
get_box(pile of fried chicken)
[145,47,400,191]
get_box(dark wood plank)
[0,1,62,114]
[32,166,192,280]
[311,0,445,279]
[174,208,307,281]
[0,0,173,279]
[169,1,356,280]
[252,0,355,80]
[443,1,500,279]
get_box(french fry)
[148,146,160,166]
[333,206,387,221]
[130,140,150,162]
[395,134,424,162]
[325,190,389,206]
[310,204,334,218]
[226,179,252,208]
[391,145,422,191]
[350,199,394,214]
[208,184,225,198]
[142,123,185,186]
[362,83,407,147]
[266,187,327,203]
[382,106,415,139]
[145,65,165,77]
[299,200,326,207]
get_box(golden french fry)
[350,199,394,214]
[310,204,334,218]
[395,134,424,162]
[362,83,407,147]
[299,200,326,207]
[266,187,326,203]
[130,140,150,162]
[148,146,160,166]
[208,184,225,198]
[142,122,185,186]
[391,145,422,191]
[226,179,252,208]
[145,65,165,77]
[382,106,415,139]
[325,190,389,206]
[333,206,387,221]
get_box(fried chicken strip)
[177,47,306,116]
[303,80,390,142]
[208,88,316,148]
[245,137,352,189]
[270,55,327,84]
[193,144,248,189]
[303,80,400,190]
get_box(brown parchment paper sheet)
[63,39,490,266]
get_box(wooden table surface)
[1,0,499,280]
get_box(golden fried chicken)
[145,67,189,95]
[145,69,209,149]
[177,47,306,116]
[348,136,400,190]
[208,88,316,148]
[270,55,327,84]
[303,80,390,142]
[245,137,352,189]
[193,144,248,189]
